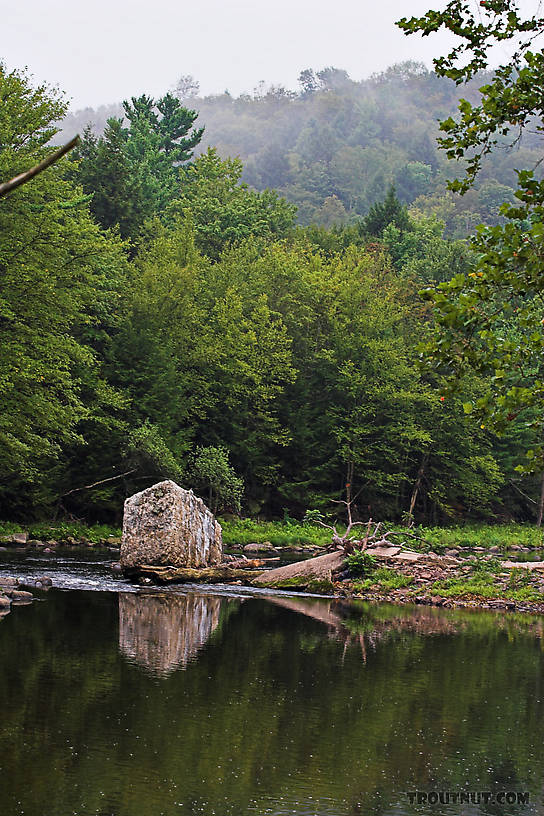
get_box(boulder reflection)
[119,592,222,675]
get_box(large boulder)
[121,480,222,569]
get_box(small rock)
[0,594,11,609]
[243,542,276,553]
[11,532,28,545]
[366,545,401,558]
[445,548,459,556]
[111,563,123,574]
[0,577,18,587]
[28,539,43,548]
[489,546,500,553]
[40,576,53,587]
[46,540,58,548]
[394,551,421,562]
[6,589,33,602]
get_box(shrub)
[345,550,377,578]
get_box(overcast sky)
[2,1,470,110]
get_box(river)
[1,549,543,815]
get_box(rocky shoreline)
[0,575,53,618]
[0,531,121,552]
[126,543,544,615]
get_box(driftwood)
[124,564,263,585]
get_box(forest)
[1,41,544,525]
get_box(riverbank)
[3,519,544,615]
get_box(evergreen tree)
[363,186,411,237]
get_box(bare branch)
[61,468,137,498]
[0,135,80,199]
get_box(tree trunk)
[408,454,428,525]
[537,471,544,528]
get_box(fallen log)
[252,551,344,585]
[124,564,263,585]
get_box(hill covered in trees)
[59,62,543,235]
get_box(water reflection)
[2,588,544,816]
[118,588,544,677]
[118,591,223,674]
[267,595,544,662]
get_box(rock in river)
[121,480,222,570]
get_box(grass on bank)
[221,519,544,551]
[220,518,333,548]
[0,520,121,543]
[1,518,543,551]
[352,568,415,594]
[422,524,544,552]
[429,574,543,603]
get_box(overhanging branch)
[0,135,79,199]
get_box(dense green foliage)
[0,65,129,517]
[398,3,544,479]
[2,52,544,525]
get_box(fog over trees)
[58,62,543,235]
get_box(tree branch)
[0,136,80,199]
[61,468,137,498]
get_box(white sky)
[0,0,508,111]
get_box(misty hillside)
[58,62,543,234]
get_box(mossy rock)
[254,576,334,594]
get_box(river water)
[1,550,544,816]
